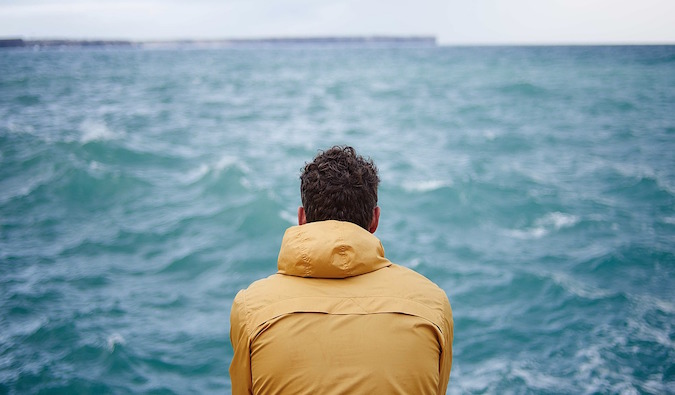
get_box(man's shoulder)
[385,263,449,298]
[385,264,453,331]
[232,273,290,310]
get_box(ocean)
[0,45,673,394]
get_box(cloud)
[0,0,673,43]
[443,0,675,44]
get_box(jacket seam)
[241,291,252,337]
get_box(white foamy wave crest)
[542,212,579,229]
[576,341,652,394]
[632,316,674,350]
[214,155,251,175]
[483,129,498,140]
[0,166,57,205]
[576,345,608,393]
[182,156,251,184]
[613,162,675,195]
[661,216,675,225]
[214,156,238,173]
[549,271,616,300]
[182,163,211,184]
[510,367,567,392]
[107,333,125,352]
[507,227,549,239]
[80,119,120,143]
[402,179,452,192]
[632,292,675,316]
[450,358,508,394]
[507,212,579,239]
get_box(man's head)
[299,146,380,233]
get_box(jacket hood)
[277,220,391,279]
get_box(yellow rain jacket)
[229,220,453,394]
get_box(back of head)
[300,146,379,230]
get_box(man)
[230,146,453,394]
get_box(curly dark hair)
[300,146,380,230]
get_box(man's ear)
[368,206,380,234]
[298,206,307,225]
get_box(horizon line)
[1,35,674,47]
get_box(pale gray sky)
[1,0,674,44]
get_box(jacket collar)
[277,220,391,279]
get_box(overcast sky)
[1,0,674,45]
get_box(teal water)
[1,45,674,394]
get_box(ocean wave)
[79,118,123,143]
[181,155,251,185]
[107,333,126,353]
[631,295,675,315]
[53,166,149,208]
[0,161,58,206]
[574,325,672,394]
[630,313,674,350]
[13,94,41,106]
[401,179,453,192]
[496,81,548,97]
[157,247,218,278]
[611,162,675,196]
[448,359,509,394]
[510,366,569,392]
[450,358,575,394]
[574,345,625,394]
[548,271,618,301]
[182,163,211,184]
[506,212,580,239]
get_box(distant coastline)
[0,36,437,49]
